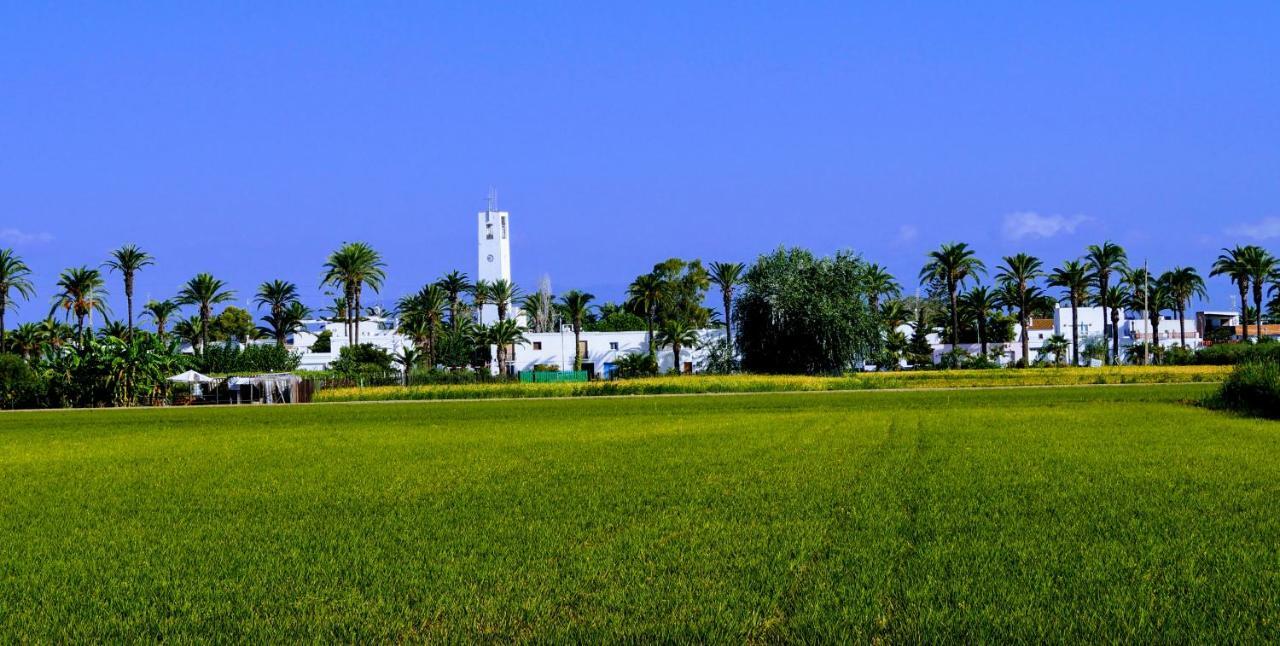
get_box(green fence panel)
[519,370,589,383]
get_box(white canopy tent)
[167,370,219,395]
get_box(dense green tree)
[259,301,310,348]
[488,279,521,323]
[322,242,386,345]
[996,253,1044,367]
[435,270,473,328]
[209,306,259,343]
[254,280,301,347]
[0,248,36,352]
[486,318,529,376]
[175,273,234,354]
[655,318,699,375]
[1047,260,1093,366]
[958,286,997,357]
[862,263,901,313]
[558,290,595,371]
[1086,242,1127,364]
[625,272,664,359]
[1211,246,1254,340]
[737,248,880,374]
[103,244,154,335]
[49,266,110,345]
[708,262,745,350]
[920,242,986,350]
[141,299,180,340]
[397,284,447,366]
[1162,266,1208,349]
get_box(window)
[532,342,542,350]
[609,342,619,350]
[501,216,508,239]
[578,340,588,355]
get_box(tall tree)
[321,242,386,347]
[49,266,110,345]
[1211,246,1254,341]
[1239,246,1277,341]
[995,253,1044,367]
[486,319,529,376]
[397,284,447,366]
[656,318,699,375]
[488,279,521,323]
[1121,266,1158,364]
[471,279,493,325]
[103,244,154,335]
[254,280,301,347]
[626,272,665,360]
[176,273,235,355]
[140,299,180,340]
[1162,266,1208,349]
[958,286,997,357]
[708,262,745,350]
[436,270,472,328]
[1047,260,1093,367]
[920,242,986,350]
[0,248,36,352]
[558,290,595,371]
[1086,242,1127,364]
[862,263,901,313]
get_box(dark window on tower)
[532,342,542,350]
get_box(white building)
[291,197,723,376]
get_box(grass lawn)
[2,384,1278,641]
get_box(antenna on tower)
[487,187,498,213]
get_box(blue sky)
[2,2,1277,322]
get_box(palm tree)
[254,280,301,347]
[103,244,154,335]
[708,262,745,349]
[1211,246,1254,341]
[1086,242,1128,364]
[1162,266,1207,349]
[0,248,36,352]
[1095,285,1126,360]
[37,318,75,350]
[49,266,110,345]
[321,242,387,346]
[995,253,1044,366]
[1145,277,1174,358]
[259,301,311,348]
[1239,246,1277,341]
[486,319,529,376]
[656,318,700,375]
[626,272,664,359]
[1122,266,1158,364]
[1047,260,1093,367]
[397,284,447,366]
[558,290,595,371]
[175,273,235,355]
[9,322,41,361]
[920,242,986,350]
[471,279,493,325]
[172,315,203,352]
[140,299,180,340]
[1040,334,1070,367]
[863,263,901,313]
[488,279,521,323]
[436,270,472,327]
[958,286,997,357]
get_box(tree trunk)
[353,286,362,349]
[1070,299,1080,366]
[722,291,733,349]
[977,315,987,357]
[1239,281,1249,341]
[1178,305,1187,349]
[673,341,682,374]
[646,313,655,359]
[1100,276,1109,365]
[1019,285,1029,367]
[0,297,6,352]
[125,274,134,334]
[1254,282,1264,341]
[949,280,960,348]
[1112,310,1121,363]
[200,307,209,356]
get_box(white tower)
[477,190,511,325]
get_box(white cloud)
[895,224,918,243]
[1226,217,1280,241]
[1001,212,1091,240]
[0,228,53,245]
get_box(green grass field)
[3,384,1278,641]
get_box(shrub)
[614,352,658,379]
[198,342,302,374]
[1210,360,1280,418]
[0,353,43,409]
[330,343,394,376]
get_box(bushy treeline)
[1210,360,1280,418]
[198,342,302,374]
